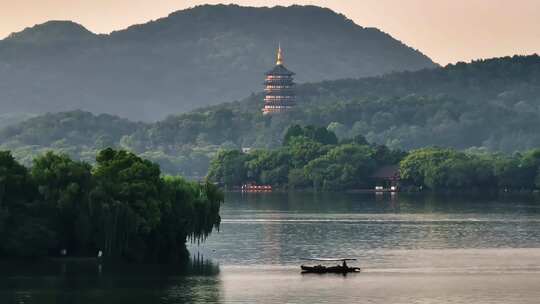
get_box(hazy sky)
[1,0,539,64]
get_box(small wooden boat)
[301,265,360,274]
[300,258,361,274]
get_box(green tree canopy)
[0,149,223,262]
[283,125,338,146]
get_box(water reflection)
[227,191,540,215]
[0,258,222,304]
[4,193,540,304]
[193,192,540,266]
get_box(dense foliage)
[1,55,540,178]
[0,5,434,120]
[401,147,540,191]
[207,125,405,191]
[124,55,540,175]
[207,125,540,192]
[0,149,222,262]
[0,110,142,148]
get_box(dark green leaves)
[0,149,223,262]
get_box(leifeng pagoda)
[263,45,296,115]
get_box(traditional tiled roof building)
[263,46,296,115]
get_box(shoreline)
[226,189,540,195]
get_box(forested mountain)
[0,5,435,121]
[0,111,142,147]
[0,111,144,165]
[1,55,539,177]
[129,54,540,153]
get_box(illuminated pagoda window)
[263,45,296,115]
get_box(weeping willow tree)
[89,148,223,263]
[0,148,223,262]
[151,177,222,262]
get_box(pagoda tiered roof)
[264,100,296,106]
[264,90,295,96]
[265,64,295,76]
[264,78,295,84]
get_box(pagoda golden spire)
[276,43,284,65]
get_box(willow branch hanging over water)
[0,148,223,263]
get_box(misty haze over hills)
[2,55,540,177]
[0,4,436,121]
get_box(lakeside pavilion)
[262,45,296,115]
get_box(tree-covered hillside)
[0,5,435,121]
[130,54,540,153]
[0,111,145,165]
[1,55,539,177]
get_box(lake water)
[3,192,540,303]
